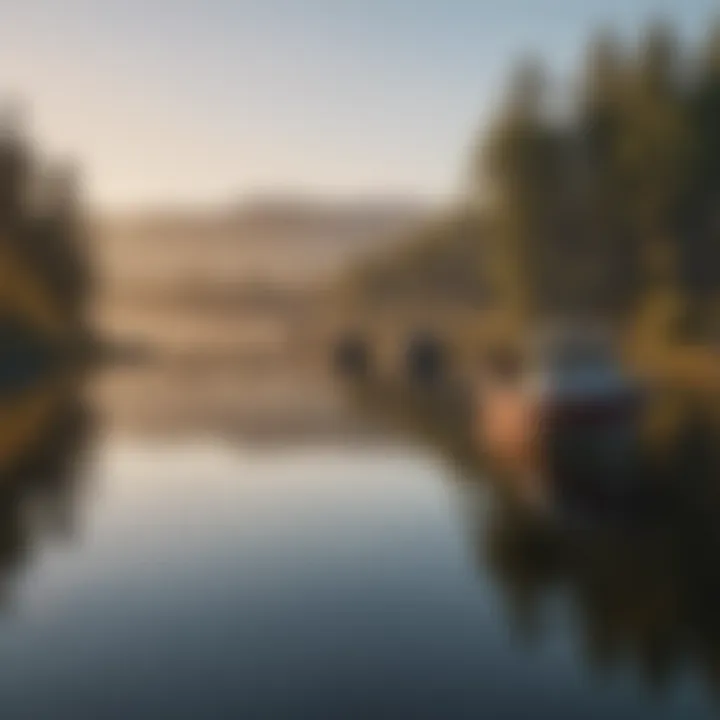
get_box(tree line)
[351,20,720,346]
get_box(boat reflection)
[479,483,720,693]
[350,380,720,696]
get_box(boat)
[476,323,644,510]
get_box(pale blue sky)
[1,0,716,208]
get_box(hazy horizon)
[2,0,717,210]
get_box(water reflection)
[481,499,720,695]
[5,346,720,715]
[351,380,720,700]
[0,372,91,608]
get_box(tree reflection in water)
[0,377,91,608]
[350,381,720,699]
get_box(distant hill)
[94,196,431,287]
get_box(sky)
[0,0,717,209]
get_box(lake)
[0,370,718,719]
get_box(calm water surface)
[0,372,718,718]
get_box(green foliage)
[478,20,720,337]
[349,19,720,346]
[342,210,488,309]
